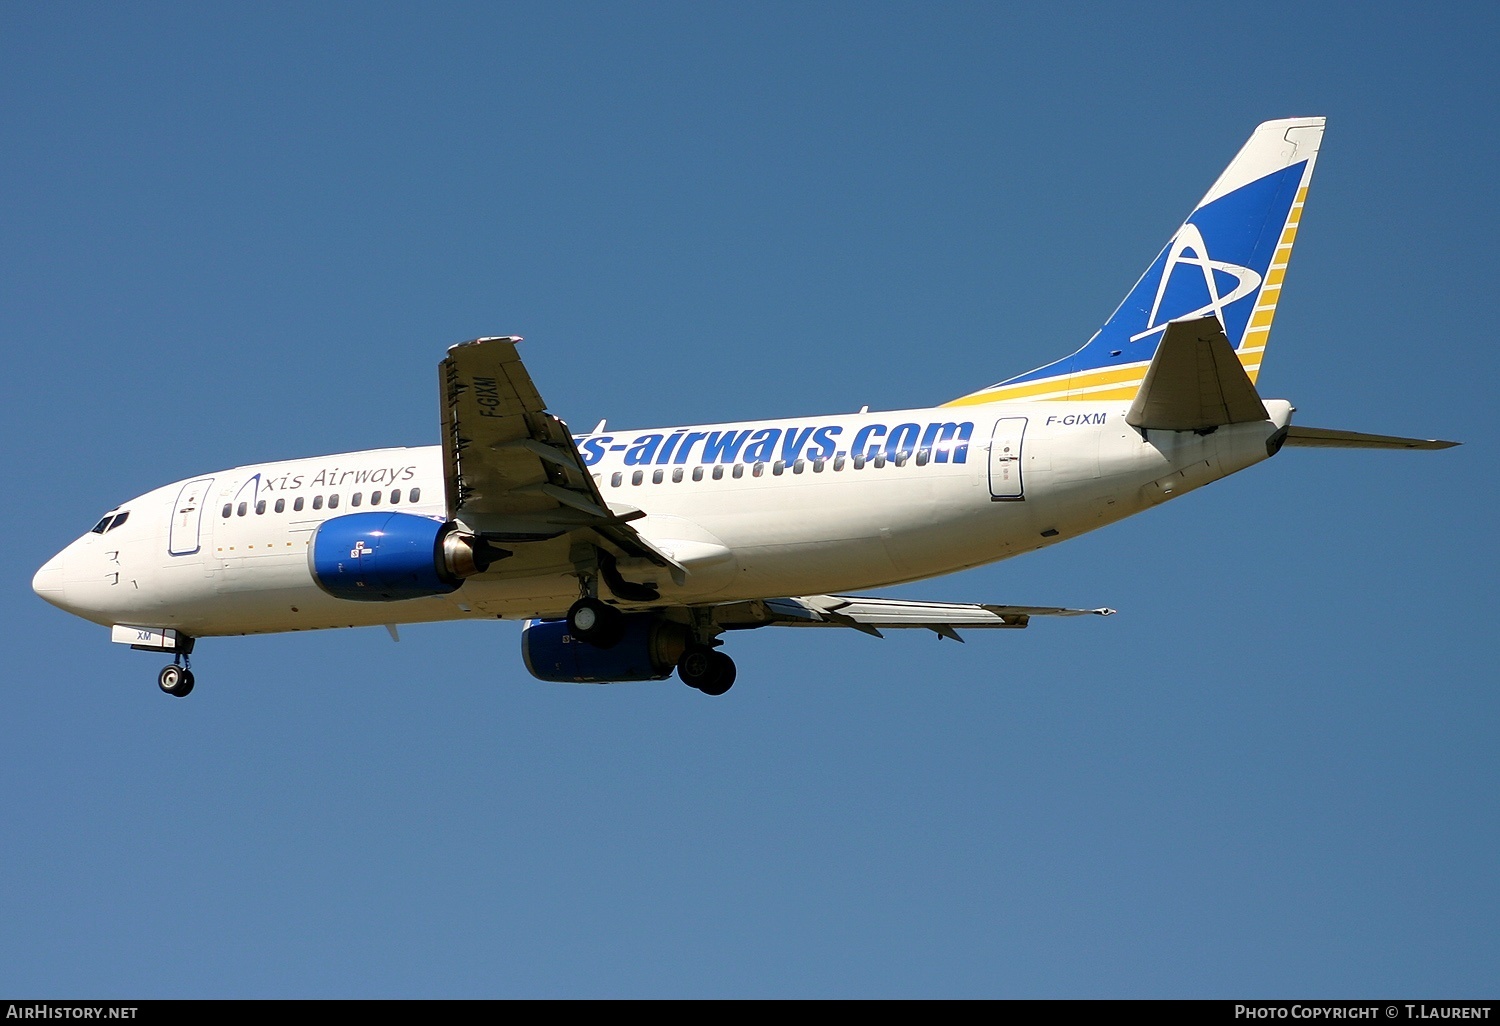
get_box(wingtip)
[449,335,524,354]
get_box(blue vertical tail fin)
[948,116,1324,407]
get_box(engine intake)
[310,512,501,601]
[521,615,690,683]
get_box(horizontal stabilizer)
[1282,426,1459,450]
[1125,315,1268,432]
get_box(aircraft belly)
[179,588,471,636]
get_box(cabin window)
[652,469,664,484]
[221,504,232,519]
[312,495,323,510]
[255,500,266,514]
[389,489,401,505]
[371,491,382,506]
[772,461,785,476]
[873,455,887,468]
[916,448,931,466]
[692,467,704,482]
[752,463,764,478]
[713,466,725,480]
[237,502,248,517]
[351,493,362,507]
[632,471,644,486]
[328,494,340,509]
[793,459,806,474]
[733,465,744,479]
[274,498,285,513]
[294,497,305,512]
[893,453,908,467]
[611,472,623,488]
[852,455,866,470]
[672,468,683,483]
[409,487,421,503]
[812,459,825,473]
[833,456,845,471]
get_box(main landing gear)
[157,657,194,698]
[568,587,738,695]
[677,645,736,696]
[564,570,735,696]
[567,596,626,649]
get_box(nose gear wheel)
[158,663,195,697]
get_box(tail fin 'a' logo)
[1130,222,1262,344]
[947,117,1324,407]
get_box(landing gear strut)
[158,655,194,698]
[678,645,736,696]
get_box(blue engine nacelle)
[310,512,497,601]
[521,615,691,683]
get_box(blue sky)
[3,2,1496,998]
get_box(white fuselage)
[32,399,1293,638]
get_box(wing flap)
[717,594,1115,639]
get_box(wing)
[439,336,680,573]
[711,593,1115,640]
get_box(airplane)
[32,116,1457,698]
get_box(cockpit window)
[90,511,130,534]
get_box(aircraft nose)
[32,551,67,608]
